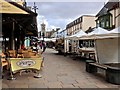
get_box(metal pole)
[11,21,15,50]
[94,39,99,63]
[12,21,15,50]
[0,56,2,79]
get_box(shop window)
[106,20,109,27]
[101,22,105,28]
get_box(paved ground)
[2,48,120,88]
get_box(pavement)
[2,48,120,89]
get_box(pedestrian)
[41,41,47,54]
[32,42,38,53]
[21,44,25,49]
[40,41,42,49]
[37,42,40,53]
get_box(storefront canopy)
[2,0,38,37]
[0,0,29,14]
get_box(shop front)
[1,0,42,79]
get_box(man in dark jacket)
[41,41,46,54]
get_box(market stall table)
[79,48,95,59]
[8,53,43,79]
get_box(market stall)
[76,27,110,60]
[65,30,88,56]
[81,26,120,63]
[83,26,120,84]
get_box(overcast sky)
[26,1,107,32]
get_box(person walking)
[41,41,46,54]
[40,41,42,49]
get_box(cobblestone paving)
[2,48,120,88]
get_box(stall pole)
[94,38,99,63]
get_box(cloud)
[37,15,60,32]
[27,2,105,31]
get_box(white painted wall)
[110,8,120,28]
[82,16,96,31]
[116,8,120,27]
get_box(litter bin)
[106,66,120,85]
[86,60,97,73]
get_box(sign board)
[10,58,42,72]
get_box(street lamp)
[56,28,60,38]
[32,2,38,13]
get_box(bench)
[86,60,120,85]
[90,63,107,70]
[86,60,107,73]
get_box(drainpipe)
[114,9,116,28]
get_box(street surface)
[2,48,120,88]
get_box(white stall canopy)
[109,26,120,34]
[65,30,87,40]
[88,27,109,35]
[89,27,120,64]
[76,27,120,64]
[81,27,109,40]
[93,26,120,39]
[38,38,57,42]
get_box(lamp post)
[56,28,60,38]
[32,2,38,13]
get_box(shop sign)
[17,60,36,67]
[10,58,42,72]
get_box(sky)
[26,1,108,32]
